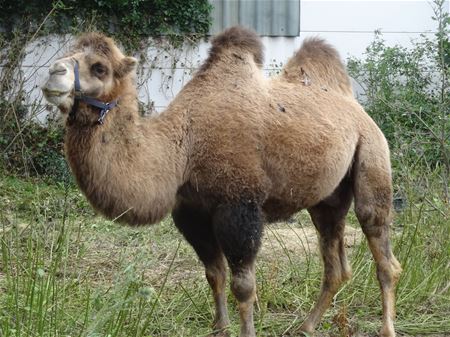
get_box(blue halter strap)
[71,61,118,124]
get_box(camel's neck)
[65,83,189,225]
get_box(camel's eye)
[91,62,107,77]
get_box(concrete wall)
[7,0,448,121]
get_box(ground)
[0,175,449,337]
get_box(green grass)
[0,171,449,337]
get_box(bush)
[347,0,449,197]
[0,0,212,50]
[0,104,69,182]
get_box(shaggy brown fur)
[42,26,402,337]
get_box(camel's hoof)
[283,324,314,337]
[208,332,230,337]
[380,330,396,337]
[298,330,313,337]
[208,328,230,337]
[380,321,396,337]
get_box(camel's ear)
[115,56,137,78]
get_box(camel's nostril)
[49,63,67,76]
[49,68,67,76]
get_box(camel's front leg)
[213,201,263,337]
[172,202,230,336]
[228,264,257,337]
[206,257,230,334]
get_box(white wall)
[300,0,446,57]
[7,0,448,120]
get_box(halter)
[70,61,118,124]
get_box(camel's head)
[42,32,137,116]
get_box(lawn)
[0,172,449,337]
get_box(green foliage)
[0,0,212,50]
[347,0,449,189]
[0,111,70,182]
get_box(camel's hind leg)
[300,176,353,334]
[172,202,230,336]
[353,142,402,337]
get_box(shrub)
[347,0,449,197]
[0,0,212,50]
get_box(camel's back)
[177,77,368,213]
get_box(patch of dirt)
[260,224,362,261]
[140,224,363,286]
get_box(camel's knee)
[377,257,402,287]
[231,270,256,302]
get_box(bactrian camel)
[42,27,402,337]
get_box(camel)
[41,27,402,337]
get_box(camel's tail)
[282,38,353,96]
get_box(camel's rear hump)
[283,38,353,96]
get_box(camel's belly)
[262,168,349,222]
[262,197,303,222]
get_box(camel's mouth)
[42,88,70,97]
[41,59,76,108]
[41,83,73,108]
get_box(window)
[209,0,300,36]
